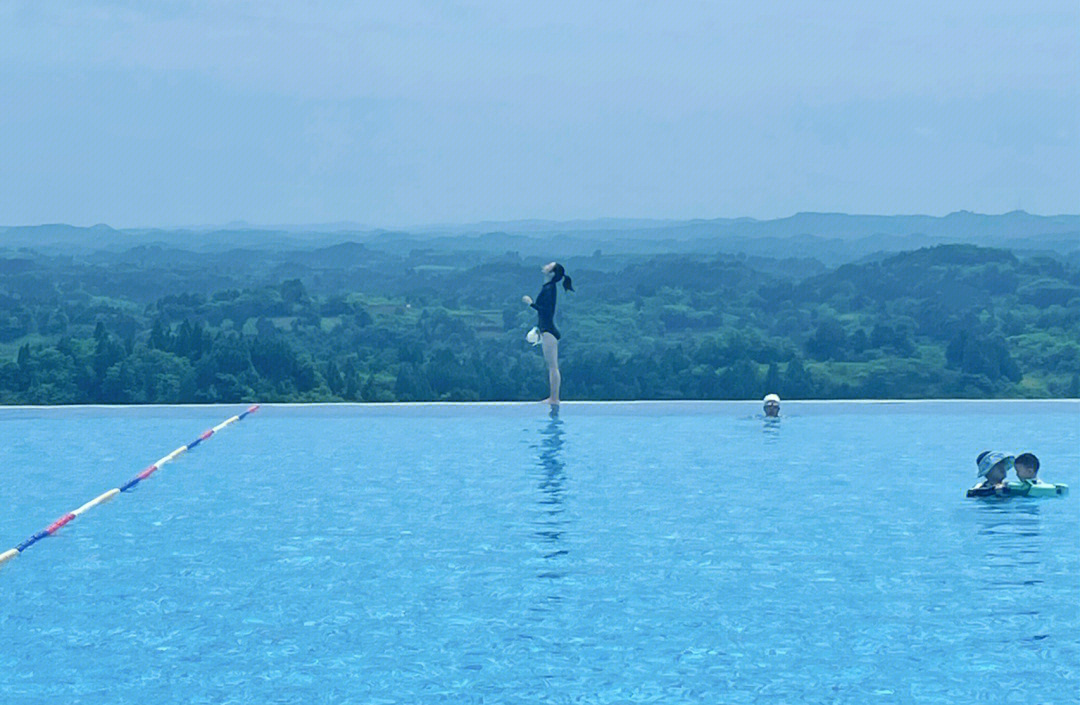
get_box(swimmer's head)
[1015,453,1040,481]
[763,393,780,417]
[543,262,574,291]
[985,463,1009,485]
[977,450,1013,485]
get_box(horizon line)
[3,208,1079,233]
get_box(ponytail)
[552,263,574,292]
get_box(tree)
[783,358,814,399]
[280,279,309,307]
[806,319,848,360]
[325,359,344,396]
[150,318,171,350]
[719,359,761,399]
[763,362,781,395]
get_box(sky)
[1,1,1077,227]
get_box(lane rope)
[0,405,260,568]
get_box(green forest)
[1,233,1078,404]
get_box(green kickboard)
[1004,481,1069,497]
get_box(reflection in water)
[522,408,572,680]
[969,500,1051,645]
[531,407,569,584]
[973,500,1043,589]
[762,416,781,443]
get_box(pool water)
[1,402,1078,704]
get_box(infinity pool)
[1,402,1078,704]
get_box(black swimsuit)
[531,280,561,340]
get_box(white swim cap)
[526,327,541,345]
[764,394,781,404]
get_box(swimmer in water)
[1014,453,1040,485]
[1008,452,1070,496]
[967,450,1014,497]
[522,262,573,405]
[763,394,780,417]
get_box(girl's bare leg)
[541,333,560,404]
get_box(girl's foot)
[540,397,560,405]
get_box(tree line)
[1,243,1077,404]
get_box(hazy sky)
[1,1,1077,227]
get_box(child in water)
[966,450,1014,497]
[1006,452,1070,496]
[1013,453,1040,485]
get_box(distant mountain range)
[420,210,1080,240]
[2,211,1077,265]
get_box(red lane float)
[0,405,260,568]
[45,513,76,534]
[136,465,158,481]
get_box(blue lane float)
[0,405,260,568]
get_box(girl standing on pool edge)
[523,262,573,404]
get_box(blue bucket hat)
[977,451,1014,478]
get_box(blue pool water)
[1,402,1078,704]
